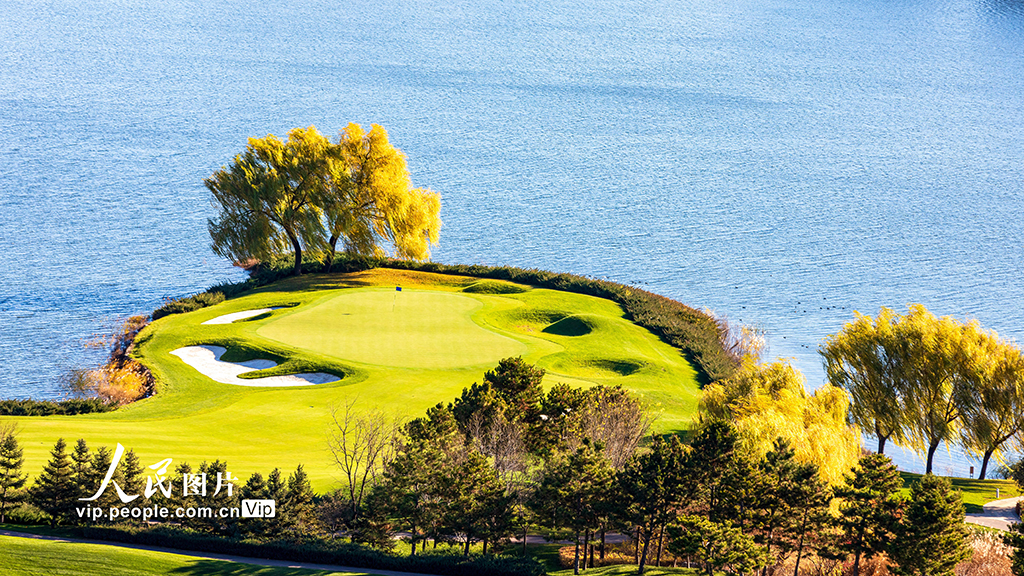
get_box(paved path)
[0,529,427,576]
[965,496,1022,531]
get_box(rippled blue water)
[2,0,1023,476]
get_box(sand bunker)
[202,307,283,325]
[170,345,339,386]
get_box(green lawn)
[0,534,383,576]
[7,269,701,492]
[899,472,1020,513]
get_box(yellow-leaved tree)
[700,358,861,485]
[324,123,441,269]
[207,124,440,276]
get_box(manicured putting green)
[257,289,526,369]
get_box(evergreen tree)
[617,435,687,575]
[85,446,118,513]
[70,439,92,497]
[29,438,77,526]
[0,433,27,523]
[119,448,145,500]
[192,460,240,535]
[888,474,971,576]
[667,515,769,576]
[239,471,270,538]
[1003,522,1024,576]
[533,441,614,575]
[786,462,833,576]
[825,454,904,576]
[284,464,317,533]
[441,449,513,555]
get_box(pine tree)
[825,454,904,576]
[284,464,317,533]
[534,441,615,575]
[0,433,27,523]
[889,474,971,576]
[239,471,269,538]
[1003,522,1024,576]
[667,515,769,576]
[70,439,92,497]
[29,438,77,526]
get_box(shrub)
[152,291,226,320]
[0,398,116,416]
[957,529,1012,576]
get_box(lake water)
[2,0,1023,477]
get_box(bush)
[3,503,51,525]
[0,398,116,416]
[152,291,226,320]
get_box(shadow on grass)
[168,559,344,575]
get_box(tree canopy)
[822,304,1024,476]
[700,358,861,485]
[207,124,440,276]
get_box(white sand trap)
[202,307,283,325]
[170,345,339,386]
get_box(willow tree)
[207,126,332,276]
[956,330,1024,479]
[207,124,441,276]
[700,358,861,485]
[896,305,972,475]
[323,123,441,270]
[821,308,906,454]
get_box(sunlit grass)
[0,533,385,576]
[8,269,700,492]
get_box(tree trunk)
[655,525,665,567]
[522,525,528,556]
[410,538,416,556]
[464,535,471,556]
[288,231,303,276]
[792,520,807,576]
[638,525,652,575]
[583,529,590,570]
[325,235,338,273]
[875,423,891,454]
[853,549,862,576]
[634,527,640,565]
[600,528,606,561]
[926,439,941,475]
[980,449,995,480]
[482,539,488,556]
[574,531,581,576]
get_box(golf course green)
[7,269,701,491]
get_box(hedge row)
[0,398,116,416]
[151,291,226,320]
[68,525,545,576]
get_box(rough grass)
[0,533,383,576]
[9,269,701,492]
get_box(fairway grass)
[7,269,701,491]
[0,534,384,576]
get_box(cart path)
[965,496,1022,531]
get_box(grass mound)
[542,314,597,337]
[462,279,529,294]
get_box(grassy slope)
[7,269,700,491]
[0,534,383,576]
[899,471,1021,513]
